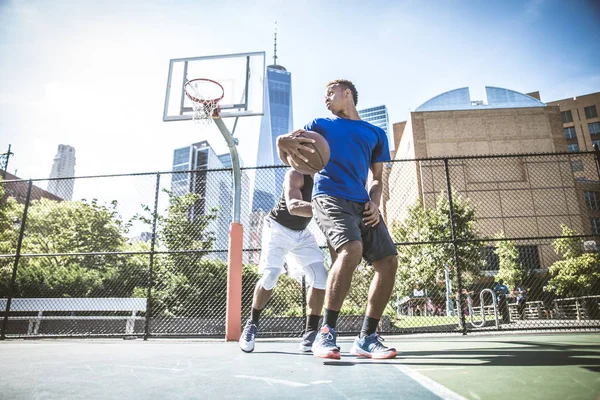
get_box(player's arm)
[363,162,384,227]
[284,169,313,217]
[276,129,315,166]
[367,162,384,208]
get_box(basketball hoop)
[184,78,225,124]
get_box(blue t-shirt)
[304,117,391,203]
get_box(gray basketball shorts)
[312,195,398,263]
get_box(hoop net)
[184,78,225,124]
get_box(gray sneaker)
[299,330,318,352]
[239,320,257,353]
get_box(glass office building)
[358,105,394,151]
[251,64,293,212]
[171,141,241,255]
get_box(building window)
[585,191,599,210]
[591,218,600,235]
[564,126,577,139]
[584,105,598,119]
[589,122,600,136]
[562,110,573,123]
[481,247,499,271]
[517,246,541,270]
[568,143,579,152]
[571,160,584,172]
[592,139,600,149]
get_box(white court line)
[113,364,184,372]
[234,375,310,388]
[394,364,467,400]
[412,367,466,372]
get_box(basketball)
[287,131,330,175]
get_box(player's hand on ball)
[277,129,315,163]
[363,201,380,227]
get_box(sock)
[360,316,379,338]
[251,307,262,327]
[323,308,339,329]
[306,314,321,332]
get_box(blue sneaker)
[311,325,340,359]
[239,320,257,353]
[350,333,397,359]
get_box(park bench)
[0,298,147,335]
[508,300,546,320]
[554,295,600,320]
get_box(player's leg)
[350,215,398,359]
[287,230,328,352]
[298,265,326,352]
[239,218,288,353]
[311,195,364,359]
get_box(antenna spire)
[273,21,278,65]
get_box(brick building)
[384,86,598,271]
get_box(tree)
[0,180,23,295]
[546,225,600,298]
[0,180,22,255]
[494,235,524,290]
[392,192,483,298]
[2,198,134,298]
[133,189,220,317]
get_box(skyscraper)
[171,141,250,257]
[251,22,293,213]
[358,105,394,152]
[47,144,76,200]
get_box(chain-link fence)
[1,150,599,339]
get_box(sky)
[1,0,600,182]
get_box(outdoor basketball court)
[1,332,598,399]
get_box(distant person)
[459,289,474,316]
[493,279,510,323]
[239,169,327,353]
[542,288,556,319]
[513,284,527,320]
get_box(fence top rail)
[0,150,596,184]
[389,150,596,163]
[554,295,600,303]
[0,298,147,312]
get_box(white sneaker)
[239,320,257,353]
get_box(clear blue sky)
[1,0,599,181]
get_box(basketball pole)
[213,116,243,342]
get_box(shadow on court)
[397,340,600,372]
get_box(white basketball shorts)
[258,216,326,288]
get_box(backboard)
[163,51,265,121]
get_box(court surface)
[1,332,598,400]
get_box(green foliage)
[392,192,483,297]
[494,235,524,289]
[546,225,600,298]
[0,180,23,293]
[0,180,22,255]
[135,189,217,272]
[0,198,134,298]
[24,198,128,260]
[148,258,229,318]
[132,189,223,317]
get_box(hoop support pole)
[214,117,243,341]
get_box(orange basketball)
[288,131,330,175]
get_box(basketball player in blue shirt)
[277,79,398,359]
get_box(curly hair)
[326,79,358,106]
